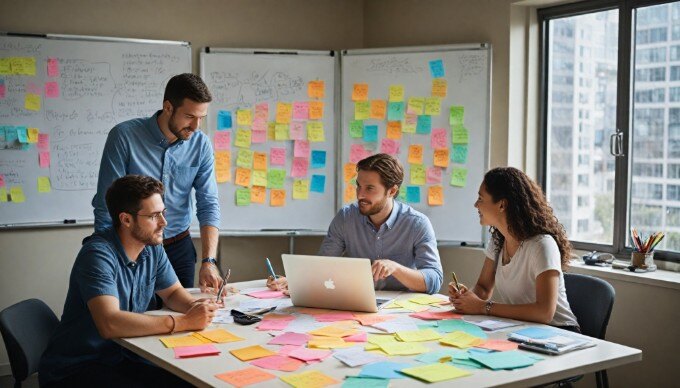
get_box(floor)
[0,374,39,388]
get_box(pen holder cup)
[631,252,656,271]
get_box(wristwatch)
[484,300,493,315]
[201,257,217,265]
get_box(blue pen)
[265,258,279,290]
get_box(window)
[541,1,680,262]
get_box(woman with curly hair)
[449,167,580,332]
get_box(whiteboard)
[0,34,191,227]
[200,49,337,232]
[340,45,491,243]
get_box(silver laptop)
[282,254,378,313]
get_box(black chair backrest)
[0,299,59,383]
[564,273,615,339]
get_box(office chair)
[564,273,616,388]
[0,299,59,388]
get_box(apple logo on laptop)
[324,278,336,290]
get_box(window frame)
[538,0,680,264]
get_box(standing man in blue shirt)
[268,153,443,294]
[40,175,219,387]
[92,73,222,294]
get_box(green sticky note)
[235,188,251,206]
[268,169,286,189]
[234,128,251,148]
[410,164,426,185]
[450,106,464,126]
[398,188,407,202]
[342,376,389,388]
[452,144,468,164]
[387,101,405,121]
[274,123,289,140]
[450,168,468,188]
[451,126,469,144]
[236,149,253,168]
[252,170,267,187]
[349,120,364,138]
[400,363,471,383]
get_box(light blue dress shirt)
[92,111,220,238]
[319,201,443,294]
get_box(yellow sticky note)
[379,341,429,356]
[253,152,267,171]
[450,167,468,188]
[386,121,402,140]
[25,94,41,111]
[37,177,51,193]
[0,58,11,75]
[309,101,324,120]
[440,331,484,348]
[343,163,357,183]
[389,84,404,102]
[267,122,276,140]
[308,80,325,98]
[408,144,424,164]
[432,78,448,97]
[230,345,276,361]
[394,299,430,312]
[276,102,292,124]
[395,329,442,342]
[236,148,254,168]
[307,121,325,142]
[194,329,244,343]
[252,170,268,187]
[280,370,339,388]
[343,184,356,203]
[9,187,25,203]
[407,97,425,115]
[411,164,426,186]
[434,148,449,168]
[0,188,7,202]
[235,167,251,187]
[270,189,286,207]
[27,128,39,143]
[251,185,266,204]
[354,101,370,120]
[307,337,353,349]
[274,123,289,141]
[352,83,368,101]
[425,97,441,116]
[367,334,399,346]
[215,151,231,183]
[309,326,358,338]
[234,128,252,148]
[400,363,471,383]
[292,179,310,200]
[370,100,387,120]
[409,294,446,305]
[11,57,36,75]
[237,109,252,126]
[159,334,210,348]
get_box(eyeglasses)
[133,209,167,222]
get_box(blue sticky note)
[5,127,18,143]
[310,174,325,193]
[217,110,232,130]
[311,150,327,169]
[387,101,404,121]
[342,377,389,388]
[0,126,5,141]
[406,186,420,203]
[360,361,412,379]
[436,319,488,338]
[469,350,538,371]
[467,348,495,354]
[429,59,445,78]
[363,125,378,142]
[16,126,28,143]
[451,144,468,164]
[513,327,557,339]
[416,115,431,134]
[452,358,485,370]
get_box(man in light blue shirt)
[269,154,443,294]
[92,73,222,293]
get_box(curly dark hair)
[484,167,572,269]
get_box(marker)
[215,268,230,304]
[451,271,460,292]
[265,258,279,291]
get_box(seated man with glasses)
[39,175,220,387]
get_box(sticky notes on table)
[395,329,442,342]
[280,370,339,388]
[360,361,413,379]
[352,83,369,101]
[409,294,447,305]
[410,310,462,321]
[215,367,276,387]
[159,334,210,348]
[475,339,519,351]
[194,329,244,343]
[379,341,428,356]
[250,355,305,372]
[389,84,404,102]
[308,80,325,98]
[469,350,538,370]
[309,325,357,338]
[353,314,396,326]
[437,320,487,338]
[401,363,471,383]
[307,336,352,349]
[268,332,310,346]
[257,319,292,331]
[173,344,220,358]
[247,289,285,298]
[230,345,277,361]
[440,331,485,348]
[288,347,332,362]
[334,348,386,368]
[450,167,468,187]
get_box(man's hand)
[177,300,219,331]
[199,264,223,295]
[266,276,289,295]
[371,259,402,282]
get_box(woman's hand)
[266,276,289,295]
[448,282,469,302]
[450,287,486,315]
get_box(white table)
[115,280,642,387]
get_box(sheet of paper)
[159,334,210,348]
[395,328,442,342]
[174,344,220,358]
[378,341,428,356]
[437,320,488,338]
[400,363,471,383]
[359,361,413,379]
[230,345,277,361]
[333,348,386,367]
[475,339,519,351]
[194,329,244,343]
[372,320,419,334]
[250,355,305,372]
[288,347,332,362]
[215,367,276,387]
[469,350,538,370]
[268,332,309,346]
[247,290,286,299]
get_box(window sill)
[568,260,680,291]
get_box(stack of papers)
[507,328,595,355]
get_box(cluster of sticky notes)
[213,80,330,207]
[0,57,63,112]
[0,126,52,203]
[345,57,471,208]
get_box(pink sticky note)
[292,102,309,120]
[252,118,267,132]
[214,131,231,150]
[476,339,519,351]
[278,345,303,356]
[247,290,286,299]
[250,355,305,372]
[251,129,266,143]
[426,167,442,184]
[0,83,5,99]
[27,82,41,95]
[39,152,51,168]
[289,121,305,140]
[409,310,462,320]
[37,134,50,151]
[255,102,269,120]
[257,319,292,331]
[270,147,286,166]
[0,175,5,188]
[315,312,356,322]
[380,138,400,155]
[45,81,60,98]
[174,344,220,358]
[293,140,310,158]
[47,58,59,77]
[268,332,310,346]
[343,332,367,342]
[291,157,309,178]
[350,144,367,164]
[288,347,331,362]
[431,128,448,149]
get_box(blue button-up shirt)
[39,229,178,385]
[92,111,220,238]
[319,201,443,294]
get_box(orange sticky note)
[432,78,448,97]
[309,101,324,120]
[276,102,292,124]
[344,184,356,203]
[270,189,286,207]
[230,345,276,361]
[253,152,267,171]
[214,151,231,183]
[428,186,444,206]
[343,163,357,183]
[235,167,251,187]
[308,80,325,98]
[352,83,368,101]
[370,100,387,120]
[216,367,276,387]
[433,148,449,168]
[251,185,266,204]
[386,121,402,139]
[408,145,424,164]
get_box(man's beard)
[131,223,163,246]
[358,195,388,216]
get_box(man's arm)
[92,127,129,231]
[318,210,346,256]
[198,225,221,291]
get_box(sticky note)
[389,84,404,102]
[428,186,444,206]
[344,184,356,203]
[276,102,292,124]
[350,144,367,164]
[47,57,59,77]
[386,101,405,121]
[255,102,269,120]
[159,334,211,348]
[27,128,39,143]
[468,350,538,370]
[274,123,289,141]
[252,170,267,187]
[407,97,424,115]
[237,109,252,126]
[0,81,5,99]
[451,167,467,187]
[173,344,220,358]
[352,83,369,101]
[360,361,412,379]
[410,164,426,186]
[0,59,9,75]
[342,376,389,388]
[349,120,363,138]
[268,169,286,189]
[344,163,357,183]
[294,140,310,158]
[280,370,339,388]
[432,78,447,97]
[45,81,59,98]
[234,128,251,148]
[451,126,469,144]
[230,345,277,361]
[16,127,28,143]
[9,187,25,203]
[253,152,267,171]
[403,113,417,133]
[4,127,17,143]
[434,149,449,168]
[416,115,432,134]
[426,167,442,184]
[195,329,244,343]
[292,102,309,120]
[0,188,6,202]
[395,329,442,342]
[309,101,324,120]
[408,144,423,164]
[39,152,50,168]
[355,101,370,120]
[292,179,310,199]
[250,186,266,204]
[25,93,41,111]
[380,138,400,155]
[214,131,231,150]
[439,331,484,348]
[429,59,445,78]
[270,147,286,166]
[386,121,402,139]
[270,189,286,207]
[401,363,471,383]
[436,320,487,338]
[236,149,254,168]
[248,129,263,144]
[311,150,326,169]
[217,110,232,130]
[291,157,309,178]
[450,106,465,126]
[37,177,51,193]
[250,355,305,372]
[308,80,325,98]
[452,144,468,164]
[307,121,325,142]
[268,332,310,346]
[289,121,305,140]
[363,125,378,143]
[424,97,441,116]
[215,151,231,183]
[235,167,251,187]
[378,341,428,356]
[11,57,36,75]
[370,100,387,119]
[216,367,276,387]
[26,82,41,95]
[0,175,5,188]
[235,188,251,206]
[406,186,420,203]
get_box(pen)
[451,271,460,292]
[215,268,231,304]
[265,257,280,291]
